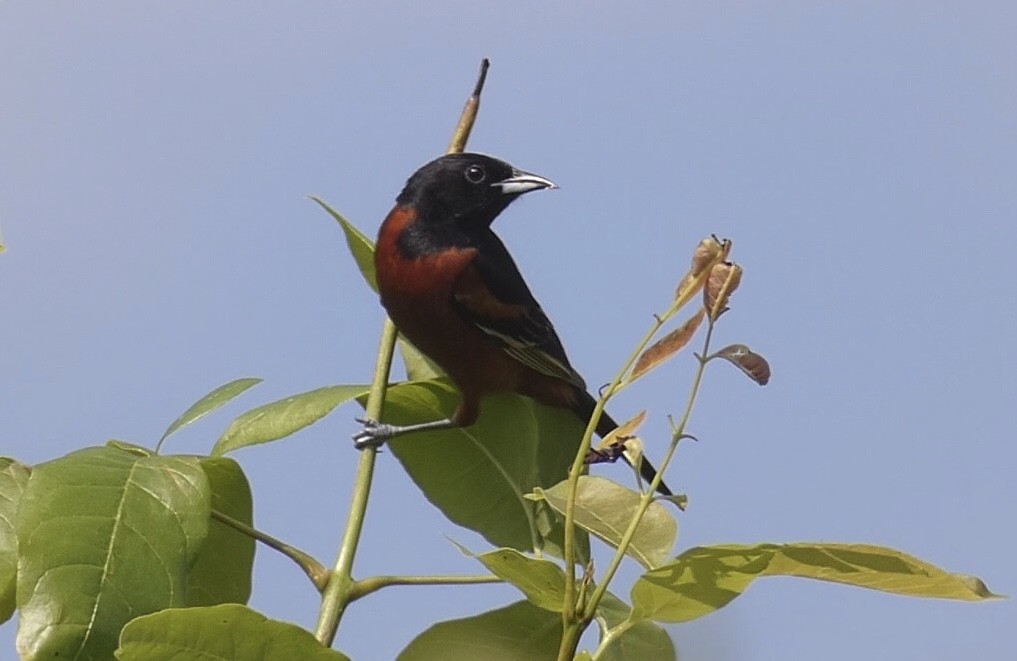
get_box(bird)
[355,152,673,497]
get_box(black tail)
[573,391,673,497]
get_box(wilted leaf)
[213,384,368,456]
[0,457,31,623]
[311,196,378,293]
[704,262,742,321]
[597,592,676,661]
[533,476,677,570]
[16,446,210,660]
[631,542,1001,624]
[629,310,706,383]
[597,410,647,453]
[116,604,349,661]
[188,457,255,606]
[713,344,771,385]
[453,543,566,612]
[397,601,562,661]
[674,236,731,302]
[160,378,263,445]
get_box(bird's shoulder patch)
[453,264,530,319]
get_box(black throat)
[395,215,479,259]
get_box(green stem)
[314,320,397,644]
[559,248,727,653]
[560,304,698,659]
[210,509,329,591]
[591,619,635,659]
[313,59,489,647]
[347,573,501,602]
[556,620,588,661]
[562,276,714,617]
[561,316,663,619]
[582,320,717,618]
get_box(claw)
[353,417,395,450]
[584,442,626,465]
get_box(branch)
[347,573,502,603]
[313,59,492,647]
[211,509,329,591]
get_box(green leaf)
[631,542,1002,624]
[397,600,562,661]
[596,592,675,661]
[0,457,31,623]
[187,457,254,606]
[363,379,585,553]
[160,378,263,446]
[454,543,566,612]
[311,196,378,293]
[534,497,591,566]
[106,439,153,456]
[116,604,349,661]
[533,476,677,570]
[16,446,210,660]
[213,384,368,456]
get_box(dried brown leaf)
[704,262,743,321]
[714,343,771,385]
[629,309,706,383]
[599,410,647,450]
[675,237,732,302]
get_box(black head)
[396,153,556,229]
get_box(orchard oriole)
[355,153,672,497]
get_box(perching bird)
[355,153,672,496]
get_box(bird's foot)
[353,417,397,450]
[585,442,626,465]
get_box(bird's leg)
[353,397,476,449]
[352,417,459,449]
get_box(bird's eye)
[464,164,486,184]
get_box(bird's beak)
[493,168,558,195]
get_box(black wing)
[452,232,586,390]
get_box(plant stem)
[448,58,489,153]
[347,573,502,602]
[314,320,397,644]
[211,509,329,591]
[313,59,490,648]
[557,620,589,661]
[559,307,682,659]
[560,248,728,658]
[583,320,716,617]
[591,619,635,659]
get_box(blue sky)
[2,2,1014,659]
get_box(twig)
[313,59,492,647]
[211,509,329,591]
